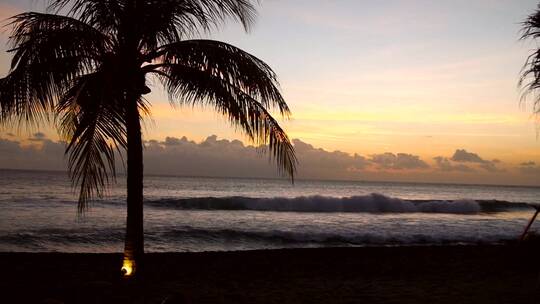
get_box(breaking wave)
[145,193,532,214]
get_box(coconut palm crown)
[0,0,297,277]
[520,4,540,118]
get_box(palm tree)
[520,4,540,118]
[0,0,296,278]
[520,4,540,241]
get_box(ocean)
[1,169,539,252]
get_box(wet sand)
[1,245,540,304]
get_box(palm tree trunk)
[122,96,144,278]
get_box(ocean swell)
[144,193,529,214]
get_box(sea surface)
[1,169,539,252]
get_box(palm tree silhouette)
[0,0,297,278]
[520,4,540,117]
[519,4,540,242]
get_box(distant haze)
[0,132,538,186]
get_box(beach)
[2,245,540,304]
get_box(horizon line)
[1,167,539,189]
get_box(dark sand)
[2,245,540,304]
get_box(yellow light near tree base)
[121,258,135,277]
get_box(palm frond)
[136,0,256,47]
[152,62,297,180]
[57,72,127,212]
[148,39,290,116]
[48,0,123,37]
[520,6,540,115]
[48,0,256,51]
[521,5,540,41]
[0,12,108,125]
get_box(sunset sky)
[0,0,539,186]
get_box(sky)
[0,0,539,186]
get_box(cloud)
[448,149,502,172]
[0,135,529,183]
[28,132,47,142]
[143,135,279,178]
[144,136,372,179]
[0,134,371,180]
[143,135,375,179]
[0,137,66,171]
[163,136,189,146]
[0,138,21,153]
[451,149,485,163]
[519,161,540,175]
[370,152,429,170]
[479,162,501,173]
[33,132,46,139]
[433,156,474,172]
[291,139,369,178]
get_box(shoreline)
[2,244,540,303]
